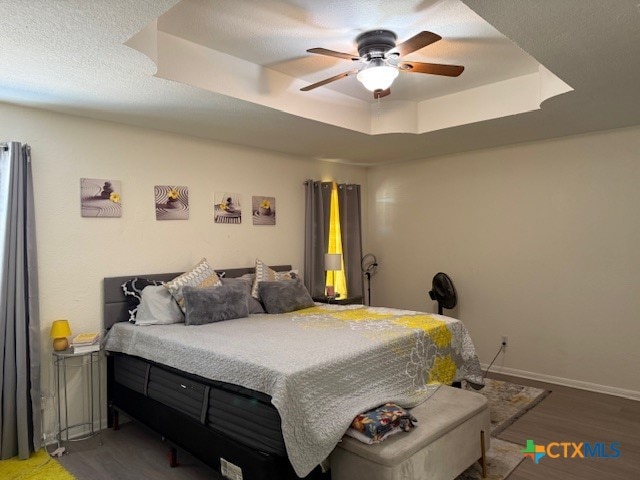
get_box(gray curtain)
[337,183,364,299]
[304,181,332,298]
[0,142,41,459]
[304,180,363,299]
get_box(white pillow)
[135,286,184,326]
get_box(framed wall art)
[80,178,121,218]
[214,192,242,224]
[252,195,275,225]
[155,185,189,220]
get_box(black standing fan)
[361,254,378,306]
[428,272,457,315]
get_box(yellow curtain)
[326,182,348,297]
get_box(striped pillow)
[164,258,222,312]
[251,258,298,300]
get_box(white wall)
[1,101,368,440]
[4,99,639,442]
[367,125,640,397]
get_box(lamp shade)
[324,253,342,271]
[50,319,71,351]
[356,60,399,92]
[50,319,71,338]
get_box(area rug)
[0,448,76,480]
[453,378,551,479]
[466,378,551,436]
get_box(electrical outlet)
[501,336,508,350]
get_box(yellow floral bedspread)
[292,304,483,392]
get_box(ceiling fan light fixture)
[303,30,461,96]
[356,60,399,92]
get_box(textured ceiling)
[1,0,639,165]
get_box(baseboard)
[481,364,640,401]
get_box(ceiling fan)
[301,29,464,99]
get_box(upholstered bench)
[330,385,489,480]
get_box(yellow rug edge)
[0,448,76,480]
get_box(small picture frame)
[214,192,242,224]
[155,185,189,220]
[80,178,122,218]
[252,196,276,225]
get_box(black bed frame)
[104,266,329,480]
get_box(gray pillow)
[182,283,249,325]
[135,286,185,326]
[221,277,265,314]
[258,279,315,314]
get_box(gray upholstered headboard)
[103,265,292,330]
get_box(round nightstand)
[52,349,103,448]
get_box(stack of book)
[71,332,102,353]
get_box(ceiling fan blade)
[398,61,464,77]
[300,69,359,92]
[307,48,360,61]
[393,31,441,57]
[374,88,391,99]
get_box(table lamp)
[50,319,72,351]
[324,253,342,299]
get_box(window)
[326,182,347,298]
[304,180,363,301]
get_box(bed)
[103,266,484,480]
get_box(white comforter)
[104,304,483,477]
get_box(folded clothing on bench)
[346,403,418,444]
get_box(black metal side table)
[53,349,103,448]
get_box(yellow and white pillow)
[165,258,222,312]
[251,258,298,300]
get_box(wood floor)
[55,420,217,480]
[56,373,640,479]
[491,373,640,480]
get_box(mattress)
[113,353,286,455]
